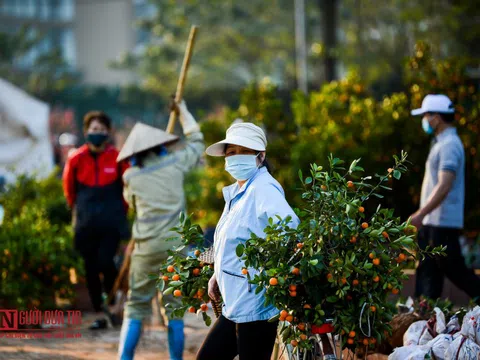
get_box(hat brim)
[411,108,425,116]
[205,135,266,156]
[117,122,180,162]
[411,108,455,116]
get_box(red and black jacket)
[63,144,129,233]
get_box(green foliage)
[112,0,298,96]
[240,155,445,351]
[186,42,480,230]
[0,171,82,310]
[159,214,217,326]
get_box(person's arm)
[255,183,299,229]
[410,170,455,228]
[122,176,134,210]
[174,100,205,173]
[118,159,130,211]
[62,156,76,208]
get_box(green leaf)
[326,296,338,303]
[202,312,212,326]
[364,263,373,270]
[345,204,354,216]
[175,245,186,252]
[268,313,280,322]
[163,287,174,296]
[169,280,184,286]
[305,177,312,185]
[282,327,292,342]
[309,259,319,266]
[393,170,401,180]
[157,279,165,292]
[266,269,277,277]
[147,273,158,280]
[236,244,245,257]
[349,159,358,174]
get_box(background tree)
[112,0,299,97]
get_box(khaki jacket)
[123,131,204,255]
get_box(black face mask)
[87,133,108,147]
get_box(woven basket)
[198,246,222,318]
[198,246,215,264]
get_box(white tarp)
[0,78,53,183]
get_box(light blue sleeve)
[254,182,299,229]
[439,141,463,174]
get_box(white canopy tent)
[0,78,54,183]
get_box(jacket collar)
[79,143,115,156]
[222,167,267,203]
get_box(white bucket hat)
[411,94,455,116]
[117,122,179,162]
[205,122,267,156]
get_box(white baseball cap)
[206,122,267,156]
[411,94,455,116]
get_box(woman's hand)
[208,274,220,302]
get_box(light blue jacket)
[214,167,299,323]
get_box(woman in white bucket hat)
[197,122,299,360]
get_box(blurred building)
[0,0,154,86]
[0,0,76,67]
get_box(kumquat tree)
[158,216,217,327]
[236,152,446,357]
[157,152,446,358]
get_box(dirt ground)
[0,311,207,360]
[0,311,388,360]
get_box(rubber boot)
[118,318,142,360]
[168,319,184,360]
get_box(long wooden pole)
[166,25,198,134]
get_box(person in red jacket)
[63,111,130,330]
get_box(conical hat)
[117,122,179,162]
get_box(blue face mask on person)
[225,154,260,181]
[422,117,434,135]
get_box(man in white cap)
[410,94,480,303]
[117,100,204,360]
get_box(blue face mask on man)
[225,154,260,181]
[422,116,434,135]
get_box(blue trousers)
[118,318,184,360]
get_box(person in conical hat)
[118,100,204,360]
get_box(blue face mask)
[422,117,434,135]
[225,154,260,181]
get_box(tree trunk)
[322,0,338,82]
